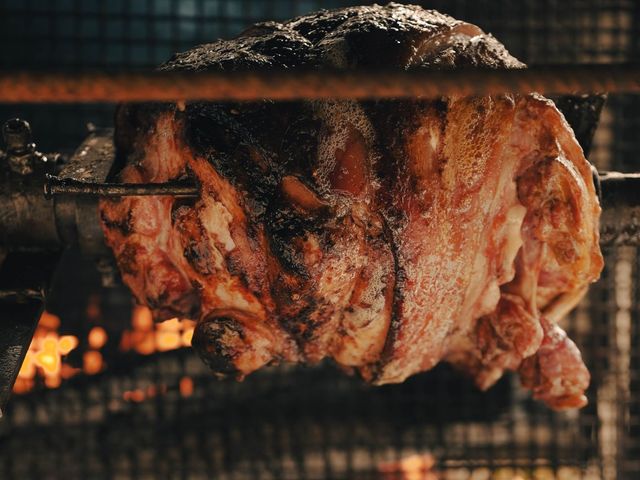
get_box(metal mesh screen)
[0,0,638,153]
[0,1,639,479]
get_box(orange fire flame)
[83,351,104,375]
[179,376,194,397]
[122,384,171,403]
[14,306,196,395]
[378,454,438,480]
[14,312,81,394]
[88,326,108,349]
[120,306,195,356]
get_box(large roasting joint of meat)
[100,4,603,409]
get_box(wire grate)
[0,1,639,479]
[0,0,638,153]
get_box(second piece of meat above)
[100,3,603,409]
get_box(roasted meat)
[100,3,603,409]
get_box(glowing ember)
[83,350,103,375]
[88,326,108,349]
[157,331,181,351]
[12,378,34,394]
[179,376,194,397]
[61,364,78,379]
[132,331,155,355]
[35,351,59,375]
[378,454,437,480]
[159,317,182,331]
[86,295,100,320]
[45,375,61,389]
[14,307,197,395]
[123,389,146,403]
[58,335,79,355]
[181,328,194,346]
[15,312,79,394]
[123,384,168,403]
[132,305,153,330]
[120,310,195,356]
[38,311,60,329]
[18,351,36,379]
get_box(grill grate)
[0,1,639,479]
[0,349,607,479]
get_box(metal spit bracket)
[53,128,115,257]
[0,124,118,414]
[0,252,57,416]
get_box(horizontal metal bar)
[0,65,638,103]
[0,288,44,302]
[44,175,199,198]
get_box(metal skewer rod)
[44,175,199,198]
[42,172,640,246]
[0,64,639,103]
[0,288,44,302]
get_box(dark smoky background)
[0,0,638,164]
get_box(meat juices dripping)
[100,4,603,409]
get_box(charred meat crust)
[101,3,602,409]
[192,316,246,377]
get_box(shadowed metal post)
[598,172,640,245]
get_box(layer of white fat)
[180,154,267,319]
[334,254,391,366]
[553,144,589,200]
[535,323,581,398]
[456,157,526,334]
[199,195,236,252]
[233,333,275,375]
[405,23,484,67]
[142,115,188,182]
[542,285,589,325]
[213,283,259,314]
[502,203,527,281]
[534,151,593,316]
[297,218,370,361]
[311,232,364,317]
[312,100,376,193]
